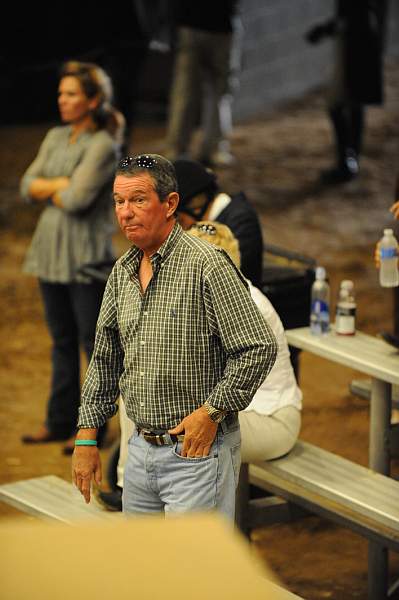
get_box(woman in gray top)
[20,61,123,453]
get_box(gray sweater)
[21,126,119,283]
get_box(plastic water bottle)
[335,280,356,335]
[310,266,330,335]
[379,229,399,287]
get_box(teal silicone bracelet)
[74,440,97,446]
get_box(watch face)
[210,409,224,423]
[205,403,226,423]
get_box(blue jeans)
[39,280,105,437]
[123,419,241,520]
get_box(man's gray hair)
[116,154,178,202]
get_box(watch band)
[204,402,227,423]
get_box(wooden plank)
[0,475,121,523]
[247,441,399,550]
[250,442,399,531]
[249,463,399,551]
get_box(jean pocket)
[172,441,215,462]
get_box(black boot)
[321,105,359,185]
[349,104,364,158]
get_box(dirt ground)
[1,58,399,599]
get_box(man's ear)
[166,192,179,218]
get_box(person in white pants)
[98,220,302,510]
[187,222,302,464]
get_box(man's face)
[113,173,178,252]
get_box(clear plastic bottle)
[335,280,356,335]
[310,266,330,335]
[379,229,399,287]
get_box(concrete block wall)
[233,0,399,122]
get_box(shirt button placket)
[139,300,149,416]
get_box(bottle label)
[380,248,397,259]
[310,300,330,335]
[336,306,356,335]
[336,306,356,317]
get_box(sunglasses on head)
[118,155,158,170]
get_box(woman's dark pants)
[39,280,105,438]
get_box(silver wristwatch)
[204,401,227,423]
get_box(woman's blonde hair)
[188,221,241,268]
[60,61,125,143]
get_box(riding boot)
[349,104,364,158]
[321,105,359,184]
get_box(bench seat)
[245,440,399,551]
[0,475,121,524]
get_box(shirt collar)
[121,221,183,275]
[208,193,231,220]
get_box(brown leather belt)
[137,428,185,446]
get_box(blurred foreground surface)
[1,59,399,600]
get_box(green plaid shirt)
[78,223,277,430]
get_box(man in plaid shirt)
[72,154,277,518]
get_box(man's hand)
[168,406,218,458]
[72,447,102,504]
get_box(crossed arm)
[28,177,70,207]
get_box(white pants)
[239,405,301,463]
[116,400,301,487]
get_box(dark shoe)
[321,150,359,185]
[320,165,358,185]
[21,425,69,444]
[97,487,123,512]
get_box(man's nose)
[119,201,134,217]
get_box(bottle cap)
[384,228,393,235]
[315,266,326,280]
[341,280,354,290]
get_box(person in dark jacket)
[306,0,387,184]
[173,158,263,287]
[164,1,238,166]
